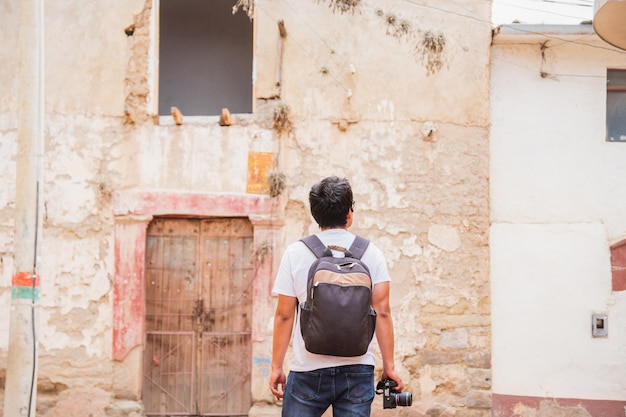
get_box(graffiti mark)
[254,356,271,377]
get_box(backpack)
[298,234,377,357]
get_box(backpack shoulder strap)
[347,235,370,260]
[300,235,331,258]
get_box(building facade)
[0,1,492,416]
[491,23,626,417]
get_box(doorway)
[142,217,253,416]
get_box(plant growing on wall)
[310,4,453,75]
[318,0,362,14]
[273,103,294,136]
[417,30,447,75]
[268,169,287,198]
[374,9,448,75]
[232,0,254,19]
[378,10,413,40]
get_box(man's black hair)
[309,176,354,229]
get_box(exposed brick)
[439,328,469,349]
[421,349,491,368]
[467,390,492,409]
[468,368,492,389]
[455,409,492,417]
[42,387,110,417]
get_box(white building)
[491,23,626,415]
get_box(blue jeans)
[281,365,375,417]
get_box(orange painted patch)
[12,271,40,287]
[246,152,275,194]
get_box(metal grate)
[143,218,253,416]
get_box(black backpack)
[298,234,377,357]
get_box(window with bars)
[606,69,626,142]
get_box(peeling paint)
[494,394,626,417]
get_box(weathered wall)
[0,0,492,416]
[491,26,626,416]
[247,1,493,414]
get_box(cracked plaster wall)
[0,0,492,416]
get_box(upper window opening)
[606,69,626,142]
[159,0,253,117]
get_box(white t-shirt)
[272,228,391,372]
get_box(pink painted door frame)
[111,190,283,361]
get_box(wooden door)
[143,218,254,416]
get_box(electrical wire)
[536,0,593,7]
[28,181,40,417]
[251,1,622,127]
[256,0,625,97]
[493,0,593,18]
[494,1,592,20]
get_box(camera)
[375,379,412,409]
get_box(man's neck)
[320,226,348,231]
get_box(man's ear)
[346,210,353,228]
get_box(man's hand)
[270,295,296,400]
[372,281,404,392]
[269,368,286,400]
[381,369,404,392]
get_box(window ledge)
[158,113,256,126]
[158,115,220,126]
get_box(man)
[270,176,404,417]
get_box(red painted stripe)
[610,239,626,291]
[12,271,40,287]
[493,393,626,417]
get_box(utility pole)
[4,0,44,415]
